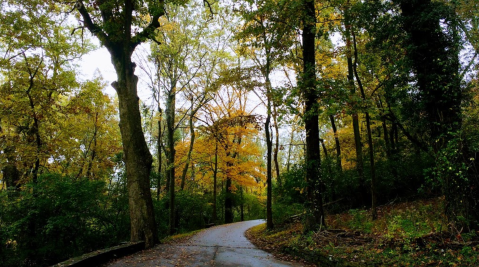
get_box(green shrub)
[0,173,129,267]
[348,209,373,233]
[272,202,303,225]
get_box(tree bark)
[302,0,325,231]
[87,112,98,179]
[180,109,196,191]
[110,56,158,247]
[286,129,294,173]
[329,115,342,172]
[212,141,218,223]
[157,108,162,201]
[225,136,242,224]
[266,108,274,229]
[2,147,20,190]
[273,104,281,187]
[75,0,163,248]
[351,30,378,219]
[265,59,274,230]
[225,173,233,223]
[26,82,41,184]
[344,3,366,205]
[240,186,244,221]
[165,85,176,234]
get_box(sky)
[77,39,274,119]
[78,41,161,106]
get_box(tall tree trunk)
[302,0,325,231]
[157,108,162,201]
[26,88,41,184]
[344,3,365,205]
[212,141,218,223]
[397,0,476,230]
[352,32,377,219]
[2,147,20,190]
[329,115,342,172]
[165,85,176,234]
[75,0,163,249]
[225,173,233,223]
[240,186,244,221]
[265,62,274,230]
[286,129,294,173]
[266,107,274,229]
[87,112,99,179]
[110,54,158,247]
[377,98,398,181]
[273,103,281,187]
[225,137,242,224]
[180,108,196,191]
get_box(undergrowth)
[247,197,479,266]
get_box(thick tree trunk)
[397,0,476,230]
[75,0,162,249]
[398,0,461,150]
[111,55,158,248]
[302,0,325,231]
[165,86,176,234]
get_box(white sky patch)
[78,40,153,103]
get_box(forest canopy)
[1,0,478,266]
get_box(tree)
[343,1,366,205]
[301,0,325,231]
[237,0,296,230]
[71,0,165,247]
[0,0,95,186]
[198,80,264,223]
[150,0,218,233]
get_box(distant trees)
[1,0,479,265]
[0,0,121,186]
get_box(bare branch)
[132,1,166,50]
[75,0,110,48]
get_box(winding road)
[106,220,302,267]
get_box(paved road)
[107,220,301,267]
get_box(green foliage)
[424,133,479,229]
[272,203,304,226]
[271,164,308,225]
[424,134,469,193]
[234,191,265,222]
[275,164,307,205]
[155,191,212,238]
[348,209,373,234]
[0,173,130,267]
[175,191,210,232]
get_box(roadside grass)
[160,229,203,244]
[246,198,479,266]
